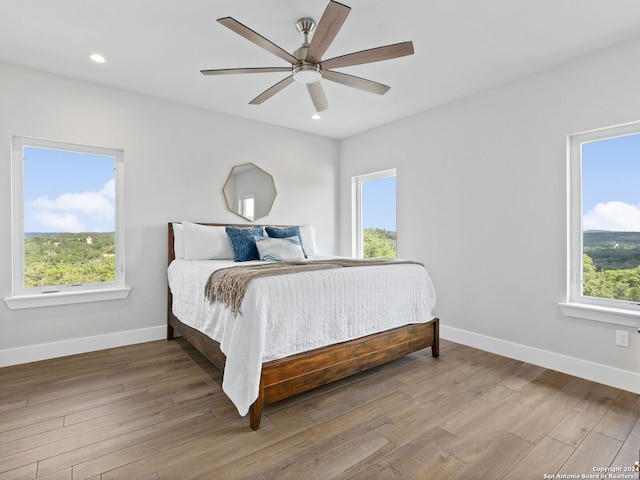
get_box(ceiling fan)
[200,0,414,112]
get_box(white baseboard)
[0,326,167,368]
[441,325,640,395]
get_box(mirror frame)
[223,162,277,222]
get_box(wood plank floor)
[0,338,638,480]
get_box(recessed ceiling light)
[312,114,321,120]
[89,54,106,63]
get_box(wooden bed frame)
[166,222,439,430]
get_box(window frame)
[5,136,129,310]
[351,168,397,259]
[560,121,640,327]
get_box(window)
[5,136,129,309]
[352,169,396,259]
[238,195,255,221]
[562,122,640,326]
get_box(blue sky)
[582,133,640,232]
[22,132,636,235]
[362,176,396,231]
[23,147,116,233]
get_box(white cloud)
[583,201,640,231]
[100,178,115,201]
[32,191,114,219]
[34,211,85,232]
[28,179,115,232]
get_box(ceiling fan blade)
[201,67,292,76]
[305,1,351,64]
[218,17,300,65]
[307,82,329,112]
[322,70,390,95]
[249,76,295,105]
[321,41,414,70]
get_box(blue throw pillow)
[225,226,264,262]
[265,226,306,257]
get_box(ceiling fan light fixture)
[293,63,321,84]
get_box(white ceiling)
[2,0,640,139]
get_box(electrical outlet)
[615,330,629,348]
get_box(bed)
[166,222,439,430]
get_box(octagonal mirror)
[223,163,277,221]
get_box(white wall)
[0,62,339,364]
[339,37,640,392]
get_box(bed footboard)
[168,314,439,430]
[249,318,439,429]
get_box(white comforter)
[167,256,436,416]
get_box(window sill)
[4,288,131,310]
[559,302,640,328]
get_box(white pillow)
[182,222,234,260]
[172,223,185,259]
[255,236,305,262]
[299,225,319,256]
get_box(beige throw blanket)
[204,258,423,314]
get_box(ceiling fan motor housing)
[292,17,322,83]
